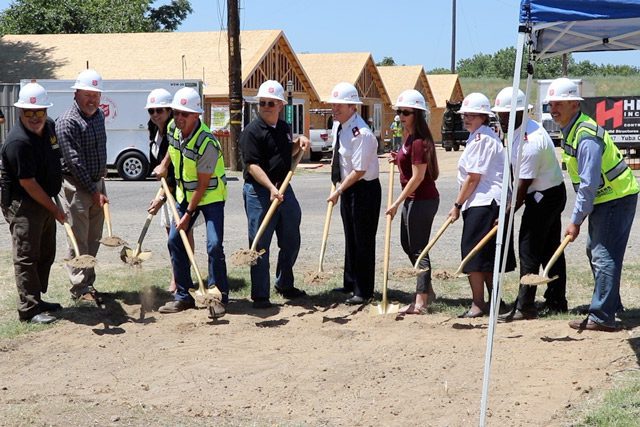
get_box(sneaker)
[275,287,307,299]
[252,298,273,309]
[158,300,195,314]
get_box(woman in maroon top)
[386,90,440,314]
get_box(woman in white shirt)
[447,93,515,318]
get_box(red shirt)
[396,135,439,200]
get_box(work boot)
[39,300,63,313]
[275,286,307,299]
[158,300,195,314]
[208,300,226,319]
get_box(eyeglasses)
[259,100,277,107]
[23,109,47,118]
[396,109,414,117]
[148,108,167,115]
[172,110,193,118]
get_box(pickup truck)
[309,127,333,161]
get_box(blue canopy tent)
[480,1,640,425]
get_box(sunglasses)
[148,108,167,115]
[396,109,414,117]
[172,110,193,118]
[23,109,47,118]
[259,100,277,107]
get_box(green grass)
[574,372,640,427]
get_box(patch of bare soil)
[0,292,637,426]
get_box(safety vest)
[391,121,403,138]
[562,113,638,205]
[167,119,227,205]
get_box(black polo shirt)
[239,116,292,185]
[0,117,62,199]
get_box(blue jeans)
[168,201,229,304]
[243,182,301,300]
[586,193,637,326]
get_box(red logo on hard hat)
[399,96,404,102]
[549,89,555,95]
[496,100,501,105]
[464,100,469,105]
[29,97,36,104]
[150,97,156,103]
[181,98,187,105]
[268,87,275,93]
[92,80,98,86]
[333,91,338,97]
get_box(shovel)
[452,224,498,278]
[160,177,225,319]
[371,161,400,315]
[55,196,97,269]
[521,235,572,286]
[100,202,127,247]
[305,183,336,284]
[231,149,305,266]
[120,187,164,265]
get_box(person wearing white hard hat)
[545,77,639,332]
[327,82,381,305]
[492,87,568,322]
[56,69,108,304]
[386,89,440,314]
[152,87,227,317]
[239,79,310,309]
[448,92,516,318]
[0,83,66,324]
[144,88,202,294]
[390,114,403,151]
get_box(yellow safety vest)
[167,119,227,205]
[562,113,638,205]
[391,121,403,138]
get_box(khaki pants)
[59,176,105,296]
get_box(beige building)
[0,30,319,164]
[378,65,437,143]
[425,74,465,143]
[298,52,391,140]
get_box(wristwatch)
[454,202,463,210]
[185,208,195,216]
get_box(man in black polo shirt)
[0,83,66,324]
[239,80,309,308]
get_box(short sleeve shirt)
[0,118,62,199]
[457,125,505,210]
[239,116,292,185]
[396,135,438,200]
[510,119,564,193]
[333,113,379,181]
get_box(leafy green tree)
[0,0,192,34]
[457,53,495,77]
[428,67,452,74]
[376,56,397,66]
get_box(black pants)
[400,198,439,293]
[340,178,381,299]
[2,197,57,320]
[517,183,567,312]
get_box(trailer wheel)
[117,151,149,181]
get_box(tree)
[376,56,397,66]
[428,67,452,74]
[0,0,192,34]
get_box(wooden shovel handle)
[541,235,572,278]
[133,187,165,258]
[413,216,454,269]
[54,195,81,256]
[103,202,113,237]
[455,224,498,275]
[250,150,305,252]
[318,183,336,272]
[160,177,205,291]
[382,161,395,309]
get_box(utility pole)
[451,0,456,73]
[562,53,568,76]
[228,0,243,171]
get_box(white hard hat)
[395,89,427,111]
[458,92,495,117]
[492,87,533,112]
[71,69,104,92]
[145,88,172,109]
[14,82,53,109]
[170,87,203,114]
[394,115,400,122]
[256,80,286,102]
[543,78,583,103]
[327,82,362,105]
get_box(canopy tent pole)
[479,29,528,427]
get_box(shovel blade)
[100,236,127,247]
[189,286,223,306]
[521,274,559,286]
[369,301,401,315]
